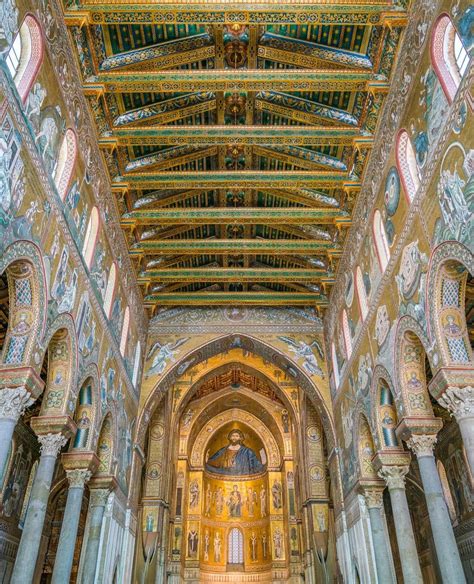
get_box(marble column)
[378,465,423,584]
[407,434,466,583]
[0,386,34,478]
[51,469,92,584]
[439,386,474,475]
[363,488,395,584]
[81,488,110,584]
[10,433,67,584]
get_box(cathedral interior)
[0,0,472,582]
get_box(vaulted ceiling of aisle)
[64,0,407,314]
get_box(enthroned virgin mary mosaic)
[205,428,266,476]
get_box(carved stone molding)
[66,469,92,488]
[37,433,68,457]
[406,434,437,458]
[0,386,34,420]
[378,465,409,490]
[363,489,384,509]
[438,386,474,421]
[89,488,111,507]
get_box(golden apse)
[134,350,334,583]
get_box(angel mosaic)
[145,338,189,378]
[278,336,324,377]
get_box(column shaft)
[458,417,474,476]
[387,486,423,584]
[51,468,92,584]
[0,417,16,478]
[417,454,466,583]
[367,506,395,584]
[81,490,108,584]
[11,433,66,584]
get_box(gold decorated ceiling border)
[85,70,388,94]
[65,3,406,26]
[130,239,340,256]
[138,268,329,283]
[116,171,360,190]
[121,206,349,225]
[143,292,329,306]
[101,126,364,147]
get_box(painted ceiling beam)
[259,188,340,208]
[258,33,373,70]
[125,146,217,172]
[65,3,406,27]
[100,33,214,71]
[254,145,347,172]
[142,291,329,306]
[113,92,216,127]
[85,69,387,93]
[122,207,348,226]
[101,125,363,147]
[256,91,359,126]
[138,268,328,282]
[130,239,340,256]
[117,171,355,190]
[133,190,209,209]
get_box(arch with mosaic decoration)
[0,240,47,369]
[425,240,473,369]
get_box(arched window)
[355,266,368,321]
[54,129,77,200]
[82,207,99,269]
[120,306,130,356]
[228,528,244,565]
[331,342,340,388]
[132,341,141,387]
[373,210,390,272]
[103,263,117,318]
[396,130,420,202]
[342,309,352,359]
[6,15,43,102]
[431,14,470,103]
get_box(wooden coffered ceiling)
[63,0,407,314]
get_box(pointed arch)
[356,413,377,479]
[120,306,130,356]
[73,378,95,450]
[103,262,117,318]
[372,210,390,272]
[0,241,48,368]
[82,206,99,269]
[341,309,352,359]
[377,382,400,449]
[396,129,420,203]
[355,266,368,321]
[6,14,44,102]
[40,314,78,417]
[431,14,470,104]
[394,318,434,419]
[426,241,473,368]
[96,413,114,475]
[54,128,77,201]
